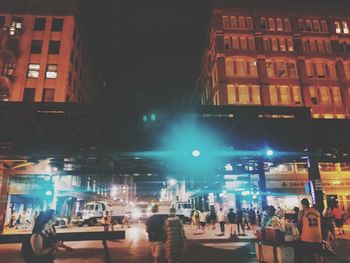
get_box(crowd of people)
[7,210,39,230]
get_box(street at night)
[2,0,350,262]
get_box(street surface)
[0,224,350,263]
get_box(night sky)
[79,0,211,107]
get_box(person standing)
[242,208,251,230]
[101,210,111,232]
[227,208,237,238]
[217,208,226,236]
[323,207,335,242]
[145,205,166,263]
[164,207,186,263]
[298,198,323,263]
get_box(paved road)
[0,223,256,263]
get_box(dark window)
[51,18,64,31]
[30,40,43,54]
[48,40,60,54]
[0,16,5,28]
[23,88,35,102]
[34,17,46,31]
[42,88,55,102]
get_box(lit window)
[276,18,283,31]
[305,20,312,31]
[9,16,22,36]
[46,64,58,79]
[224,37,231,49]
[238,85,249,104]
[27,63,40,78]
[287,39,294,51]
[227,84,236,104]
[342,21,349,34]
[321,20,328,32]
[292,86,301,104]
[309,86,318,104]
[230,16,237,29]
[246,17,253,29]
[271,39,278,51]
[251,85,261,104]
[286,63,297,78]
[3,62,15,76]
[279,39,286,51]
[335,21,341,34]
[232,37,239,49]
[222,16,229,29]
[331,87,342,104]
[261,17,268,30]
[240,38,248,50]
[280,85,291,104]
[268,18,275,30]
[284,18,291,31]
[238,16,246,29]
[313,20,320,32]
[225,59,234,75]
[319,86,330,104]
[269,85,278,105]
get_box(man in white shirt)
[217,208,227,235]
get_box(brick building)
[195,0,350,118]
[0,0,103,102]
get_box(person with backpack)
[21,211,62,263]
[145,205,166,263]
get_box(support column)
[258,160,267,208]
[307,157,325,213]
[0,166,11,234]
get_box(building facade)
[0,0,103,103]
[192,0,350,213]
[195,0,350,119]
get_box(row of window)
[225,84,343,106]
[27,63,58,79]
[23,87,55,102]
[30,40,60,54]
[225,58,338,79]
[223,36,333,54]
[222,15,350,34]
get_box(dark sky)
[79,0,211,107]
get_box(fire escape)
[0,17,22,101]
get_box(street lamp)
[192,149,200,158]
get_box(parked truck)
[73,201,125,227]
[173,201,192,223]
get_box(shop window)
[46,64,58,79]
[319,163,336,172]
[30,40,43,54]
[42,88,55,102]
[51,18,64,31]
[27,63,40,78]
[23,88,35,102]
[34,17,46,31]
[48,40,60,54]
[296,163,308,172]
[340,163,350,171]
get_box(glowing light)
[45,190,52,196]
[225,163,233,171]
[150,113,156,121]
[192,150,200,157]
[168,179,177,186]
[266,150,274,156]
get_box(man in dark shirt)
[227,208,237,238]
[145,205,166,263]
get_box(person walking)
[242,208,251,230]
[164,207,186,263]
[323,207,335,242]
[145,205,166,263]
[217,208,226,236]
[209,208,216,230]
[298,198,323,263]
[199,210,207,232]
[21,211,62,263]
[227,208,237,238]
[332,205,345,235]
[236,208,245,236]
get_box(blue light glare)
[45,190,52,196]
[150,114,156,121]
